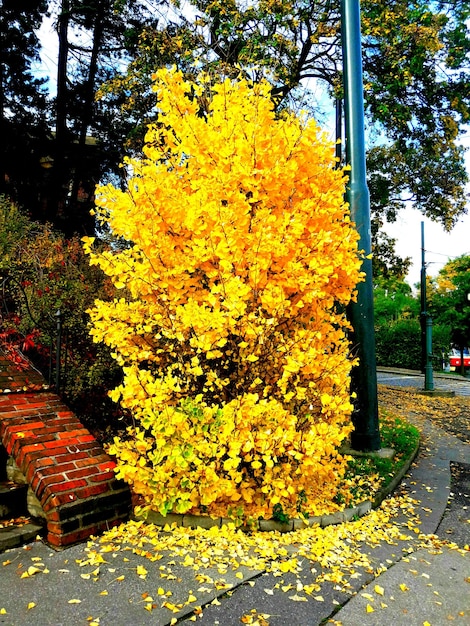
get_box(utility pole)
[420,222,434,391]
[341,0,381,451]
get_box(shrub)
[0,197,123,438]
[375,318,451,371]
[84,68,363,522]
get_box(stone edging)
[136,441,421,533]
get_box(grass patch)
[338,409,420,507]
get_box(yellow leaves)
[366,603,375,613]
[288,593,308,602]
[399,583,409,592]
[86,67,361,524]
[241,609,271,625]
[20,565,45,578]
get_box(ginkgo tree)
[84,67,364,523]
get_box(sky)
[36,15,470,290]
[382,130,470,288]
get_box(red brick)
[74,456,104,468]
[31,474,64,499]
[54,451,88,464]
[47,478,88,492]
[97,461,116,472]
[33,457,56,468]
[47,527,94,548]
[17,447,46,468]
[69,441,102,454]
[56,410,75,418]
[42,492,78,511]
[3,395,30,405]
[25,463,36,483]
[65,466,99,480]
[75,483,110,499]
[12,440,45,459]
[40,463,76,477]
[0,409,30,419]
[43,440,69,452]
[45,509,61,522]
[57,429,89,439]
[8,421,46,432]
[14,401,47,410]
[89,471,116,483]
[77,434,96,443]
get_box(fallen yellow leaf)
[374,584,384,596]
[289,593,307,602]
[366,604,374,613]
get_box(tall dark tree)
[45,0,160,234]
[0,0,49,212]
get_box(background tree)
[47,0,160,234]
[373,275,451,371]
[430,255,470,374]
[98,0,469,275]
[0,0,49,212]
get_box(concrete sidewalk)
[0,416,469,625]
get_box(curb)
[135,441,421,533]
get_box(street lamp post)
[420,222,434,391]
[341,0,381,451]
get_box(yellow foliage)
[85,68,363,522]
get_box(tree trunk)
[52,0,70,223]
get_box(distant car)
[449,347,470,370]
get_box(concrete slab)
[0,537,262,626]
[333,546,470,625]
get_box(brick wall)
[0,390,131,547]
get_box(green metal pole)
[341,0,381,451]
[420,222,434,391]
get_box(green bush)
[375,318,451,371]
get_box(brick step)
[0,481,44,553]
[0,392,131,547]
[0,516,44,553]
[0,481,28,519]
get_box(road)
[377,368,470,397]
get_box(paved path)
[377,367,470,396]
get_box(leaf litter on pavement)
[378,385,470,444]
[4,490,466,624]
